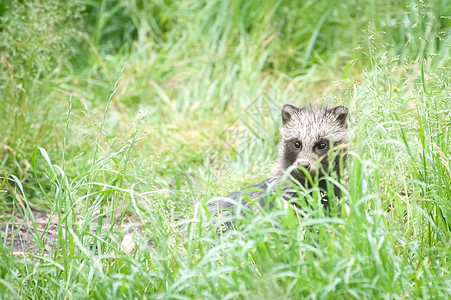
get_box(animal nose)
[296,159,311,170]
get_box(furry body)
[208,104,349,216]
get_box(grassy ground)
[1,0,450,298]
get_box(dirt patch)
[0,208,154,256]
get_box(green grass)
[1,0,450,298]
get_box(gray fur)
[208,104,349,217]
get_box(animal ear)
[281,104,300,125]
[328,105,349,127]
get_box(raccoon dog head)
[277,104,349,181]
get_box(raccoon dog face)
[279,104,349,180]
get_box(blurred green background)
[1,0,449,200]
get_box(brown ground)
[0,208,153,256]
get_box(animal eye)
[293,141,302,149]
[317,142,328,150]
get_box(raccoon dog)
[208,104,349,217]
